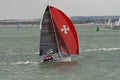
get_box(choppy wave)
[82,48,120,52]
[0,61,38,65]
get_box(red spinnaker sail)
[50,6,79,55]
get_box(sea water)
[0,25,120,80]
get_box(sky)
[0,0,120,19]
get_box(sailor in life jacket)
[43,54,53,62]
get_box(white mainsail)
[113,18,120,30]
[105,18,113,28]
[114,18,120,26]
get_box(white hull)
[54,56,71,62]
[41,56,72,63]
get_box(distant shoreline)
[0,24,40,27]
[0,23,106,27]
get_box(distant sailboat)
[105,18,113,28]
[93,21,100,32]
[93,21,97,27]
[18,22,22,28]
[39,6,79,62]
[113,18,120,30]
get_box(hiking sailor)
[43,49,54,62]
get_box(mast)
[48,6,62,58]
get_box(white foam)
[0,61,38,65]
[11,61,38,65]
[44,75,49,78]
[82,48,120,52]
[34,52,39,54]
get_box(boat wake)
[82,48,120,52]
[0,61,38,65]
